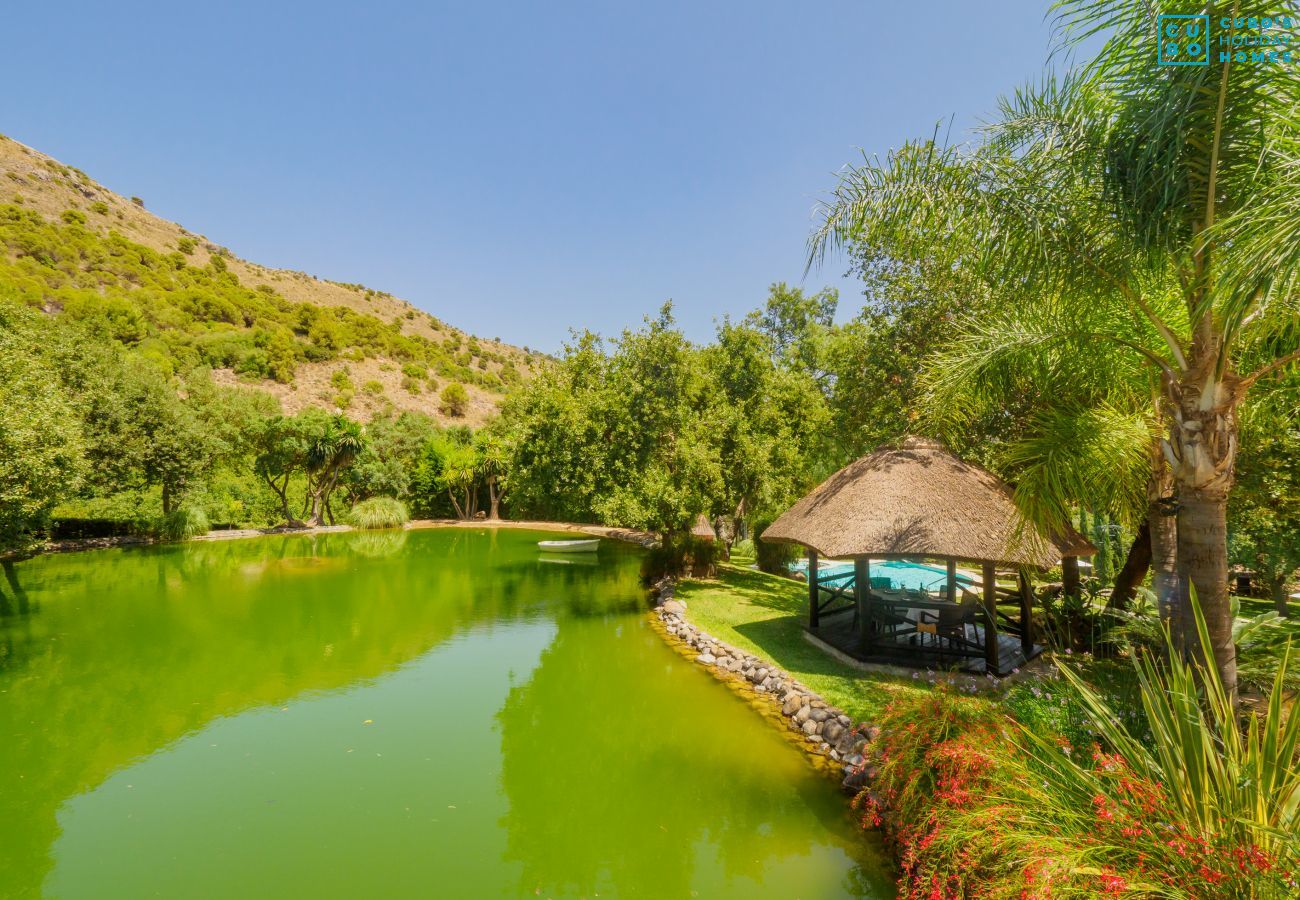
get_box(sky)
[3,1,1069,353]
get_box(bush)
[153,506,210,542]
[440,382,469,417]
[89,201,109,215]
[177,236,196,255]
[753,517,799,574]
[362,379,384,396]
[348,496,409,529]
[855,596,1300,898]
[641,534,719,583]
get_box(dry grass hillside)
[0,133,540,426]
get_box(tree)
[754,282,838,382]
[808,3,1300,693]
[475,429,509,520]
[439,439,483,520]
[499,305,722,536]
[252,415,313,524]
[703,312,829,536]
[0,305,85,555]
[1230,398,1300,616]
[302,413,365,526]
[440,382,469,417]
[341,411,440,504]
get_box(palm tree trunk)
[1175,489,1235,694]
[1165,367,1241,696]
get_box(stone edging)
[649,577,877,794]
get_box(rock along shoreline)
[648,576,877,795]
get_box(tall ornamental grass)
[153,506,210,542]
[857,596,1300,898]
[347,497,409,529]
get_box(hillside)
[0,133,538,425]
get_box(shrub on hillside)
[348,496,409,529]
[440,382,469,417]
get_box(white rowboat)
[537,539,600,553]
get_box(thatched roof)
[691,514,716,541]
[762,437,1095,569]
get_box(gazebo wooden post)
[855,556,872,652]
[1062,555,1080,597]
[982,561,1000,673]
[945,558,957,603]
[1017,569,1035,657]
[807,550,820,629]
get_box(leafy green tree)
[754,282,838,382]
[703,315,829,534]
[1231,399,1300,616]
[252,415,314,524]
[0,304,85,555]
[410,428,472,519]
[498,332,611,523]
[593,305,722,534]
[341,411,440,504]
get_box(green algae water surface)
[0,528,892,898]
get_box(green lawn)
[676,563,929,721]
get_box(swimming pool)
[789,558,974,593]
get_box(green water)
[0,527,892,898]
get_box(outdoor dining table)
[868,590,970,650]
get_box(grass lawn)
[676,562,929,722]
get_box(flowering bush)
[856,601,1300,899]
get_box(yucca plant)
[1029,591,1300,895]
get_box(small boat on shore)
[537,538,600,553]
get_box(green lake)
[0,527,893,898]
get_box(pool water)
[791,558,974,593]
[0,528,893,898]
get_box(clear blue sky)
[4,1,1067,352]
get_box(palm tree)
[304,416,365,526]
[808,1,1300,693]
[475,431,509,520]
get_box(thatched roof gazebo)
[691,514,717,542]
[763,437,1094,675]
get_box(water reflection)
[0,530,888,898]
